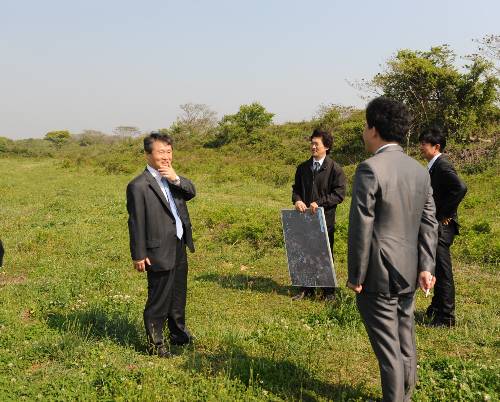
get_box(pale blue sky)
[1,0,498,139]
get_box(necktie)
[161,178,184,240]
[313,161,320,172]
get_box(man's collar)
[375,143,399,154]
[312,155,326,166]
[146,165,161,179]
[427,153,442,170]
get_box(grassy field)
[0,146,498,401]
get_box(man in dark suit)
[126,132,196,357]
[419,127,467,327]
[0,239,4,267]
[347,97,438,402]
[292,129,346,301]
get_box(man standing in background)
[0,239,4,267]
[127,132,196,357]
[292,129,346,301]
[419,127,467,327]
[347,97,438,402]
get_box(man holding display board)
[291,129,346,301]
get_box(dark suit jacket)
[126,169,195,272]
[292,156,346,228]
[429,155,467,228]
[348,145,438,294]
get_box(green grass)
[0,150,498,401]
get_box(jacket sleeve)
[171,176,196,201]
[317,163,346,207]
[439,161,467,220]
[418,180,438,274]
[291,166,303,204]
[347,162,378,285]
[126,181,147,261]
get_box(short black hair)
[144,131,173,154]
[310,129,333,154]
[418,126,447,152]
[365,96,411,143]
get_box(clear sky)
[1,0,498,139]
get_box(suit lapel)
[144,170,173,215]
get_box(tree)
[77,130,108,146]
[357,45,500,142]
[172,103,218,136]
[313,104,357,131]
[210,102,274,147]
[222,102,274,134]
[473,34,500,75]
[44,130,71,147]
[113,126,141,138]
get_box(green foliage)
[0,136,13,153]
[76,130,109,146]
[44,130,71,147]
[0,142,498,400]
[210,102,274,146]
[370,45,500,142]
[304,288,362,329]
[415,359,499,401]
[170,103,218,139]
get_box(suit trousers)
[357,292,416,402]
[428,222,456,321]
[300,225,335,296]
[143,237,191,348]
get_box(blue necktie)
[313,161,320,172]
[161,178,184,240]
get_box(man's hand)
[418,271,436,294]
[294,201,307,213]
[133,257,151,272]
[310,202,319,215]
[347,281,363,294]
[158,162,177,183]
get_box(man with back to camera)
[347,97,438,402]
[126,132,196,357]
[419,127,467,327]
[292,129,346,301]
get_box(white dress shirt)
[427,153,442,171]
[147,165,170,202]
[313,155,326,168]
[375,143,399,154]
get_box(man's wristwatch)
[173,175,181,185]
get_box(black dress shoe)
[148,345,172,358]
[170,334,196,347]
[157,345,173,358]
[292,291,306,301]
[425,306,438,319]
[322,293,336,302]
[292,288,315,301]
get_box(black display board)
[281,208,337,287]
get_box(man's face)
[310,137,328,159]
[419,141,440,161]
[146,141,173,170]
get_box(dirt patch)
[27,361,51,374]
[21,309,34,322]
[0,273,27,286]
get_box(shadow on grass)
[183,341,374,401]
[46,307,145,352]
[194,273,291,296]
